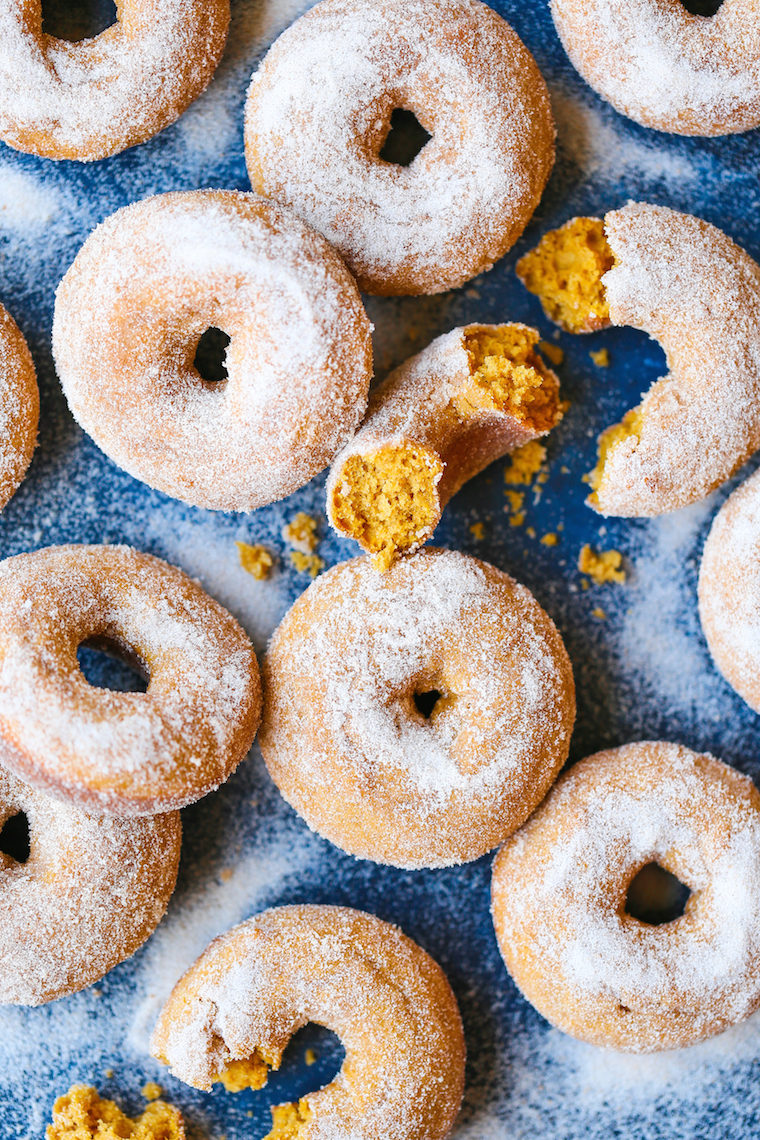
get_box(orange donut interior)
[212,1052,311,1138]
[329,327,560,570]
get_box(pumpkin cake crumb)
[46,1085,185,1140]
[282,512,320,553]
[579,545,626,585]
[590,348,610,367]
[236,541,274,580]
[539,340,564,366]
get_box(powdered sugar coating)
[244,0,555,294]
[698,468,760,715]
[260,549,575,868]
[0,762,181,1006]
[52,190,373,511]
[0,544,261,815]
[593,202,760,516]
[0,303,38,512]
[550,0,760,136]
[151,904,465,1140]
[492,741,760,1052]
[0,0,229,160]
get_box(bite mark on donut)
[213,1049,275,1092]
[517,217,614,334]
[586,407,644,504]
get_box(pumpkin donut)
[550,0,760,137]
[517,203,760,516]
[699,467,760,715]
[52,190,373,511]
[0,544,261,816]
[0,762,181,1006]
[0,0,229,161]
[0,302,38,510]
[326,323,562,570]
[244,0,555,295]
[151,904,465,1140]
[492,741,760,1052]
[260,549,575,869]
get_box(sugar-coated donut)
[517,203,760,516]
[326,324,562,570]
[0,544,261,815]
[260,550,575,869]
[244,0,555,295]
[0,0,229,161]
[0,302,38,510]
[699,467,760,715]
[492,741,760,1052]
[0,762,180,1006]
[53,190,373,511]
[550,0,760,137]
[151,904,465,1140]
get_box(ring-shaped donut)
[0,0,230,160]
[0,762,181,1006]
[0,302,38,510]
[550,0,760,137]
[52,190,373,510]
[491,741,760,1052]
[151,904,465,1140]
[244,0,555,295]
[0,544,261,815]
[260,549,575,869]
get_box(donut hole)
[379,109,432,167]
[41,0,117,41]
[77,637,149,693]
[680,0,724,14]
[193,327,231,387]
[517,217,614,334]
[625,862,691,926]
[414,688,443,719]
[0,811,30,865]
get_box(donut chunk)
[699,468,760,714]
[260,550,575,869]
[0,763,180,1006]
[0,0,229,161]
[326,324,562,570]
[151,904,465,1140]
[550,0,760,137]
[47,1086,185,1140]
[0,303,38,510]
[492,742,760,1052]
[518,204,760,516]
[53,191,372,511]
[0,544,261,815]
[244,0,555,295]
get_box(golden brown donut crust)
[492,741,760,1052]
[151,904,465,1140]
[0,544,261,815]
[260,549,575,869]
[0,302,38,511]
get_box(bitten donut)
[699,467,760,714]
[0,544,261,815]
[550,0,760,137]
[0,303,38,510]
[151,904,465,1140]
[260,549,575,869]
[517,203,760,516]
[0,762,181,1006]
[244,0,555,295]
[53,190,372,510]
[327,324,562,569]
[0,0,229,160]
[492,742,760,1052]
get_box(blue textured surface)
[0,1,759,1137]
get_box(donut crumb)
[282,512,319,554]
[265,1100,312,1140]
[517,217,614,333]
[141,1083,163,1101]
[504,441,547,485]
[236,541,274,581]
[46,1085,184,1140]
[590,348,610,367]
[579,545,626,585]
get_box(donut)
[260,549,575,869]
[52,190,372,511]
[151,904,465,1140]
[47,1086,185,1140]
[0,544,261,815]
[550,0,760,137]
[0,302,38,510]
[0,762,180,1006]
[699,467,760,715]
[491,741,760,1052]
[326,324,562,570]
[517,203,760,516]
[0,0,229,161]
[244,0,555,295]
